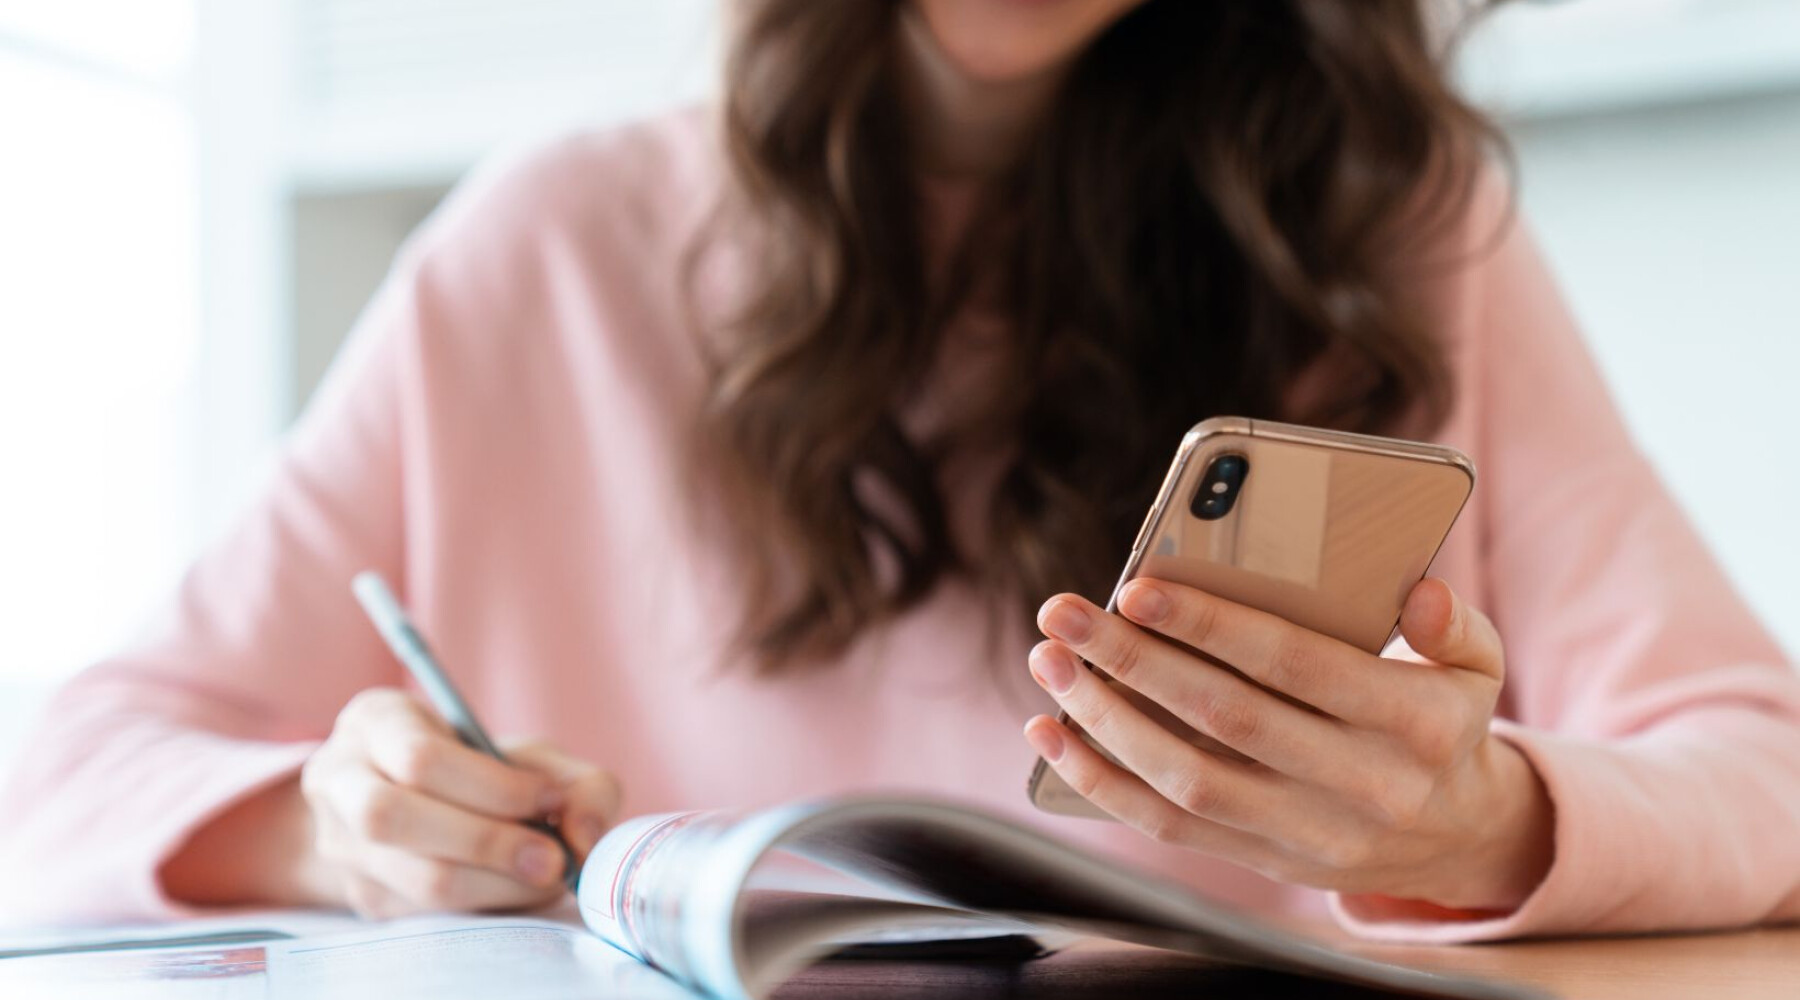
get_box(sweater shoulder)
[400,105,723,285]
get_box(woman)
[5,0,1798,940]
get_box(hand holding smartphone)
[1018,416,1554,913]
[1015,418,1557,911]
[1026,416,1473,818]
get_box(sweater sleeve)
[1332,188,1800,940]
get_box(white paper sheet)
[0,937,274,1000]
[0,914,702,1000]
[266,917,701,1000]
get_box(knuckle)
[414,860,463,905]
[1100,630,1145,683]
[1383,697,1428,742]
[392,736,443,787]
[344,877,391,919]
[1343,767,1388,812]
[1268,639,1323,692]
[1390,785,1431,831]
[1184,598,1223,647]
[355,786,406,843]
[340,687,400,727]
[336,692,374,728]
[1193,691,1260,747]
[298,757,330,802]
[470,821,514,870]
[1066,761,1104,800]
[313,829,345,865]
[1166,768,1221,817]
[1404,713,1464,771]
[312,812,350,858]
[1314,833,1376,872]
[1139,811,1186,846]
[1081,694,1123,741]
[1421,733,1461,773]
[1366,774,1430,830]
[495,774,548,819]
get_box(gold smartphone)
[1026,416,1475,818]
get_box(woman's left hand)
[1023,577,1554,912]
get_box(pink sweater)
[5,110,1798,940]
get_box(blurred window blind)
[289,0,713,183]
[296,0,709,102]
[299,0,632,104]
[0,2,199,687]
[1460,0,1800,115]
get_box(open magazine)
[0,796,1547,999]
[572,796,1545,1000]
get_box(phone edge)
[1023,417,1238,807]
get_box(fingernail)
[1026,721,1066,763]
[1040,599,1092,644]
[1119,582,1169,624]
[516,842,557,883]
[537,787,566,815]
[1031,643,1079,695]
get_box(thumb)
[1397,578,1505,681]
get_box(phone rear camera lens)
[1191,453,1249,521]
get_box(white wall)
[0,3,206,764]
[291,186,443,402]
[1509,92,1800,658]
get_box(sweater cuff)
[1330,719,1640,942]
[132,737,320,918]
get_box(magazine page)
[576,811,723,976]
[264,915,698,1000]
[764,799,1549,1000]
[575,809,1036,998]
[0,910,369,961]
[577,797,1550,1000]
[0,915,698,1000]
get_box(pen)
[351,570,580,893]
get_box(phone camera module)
[1190,453,1249,521]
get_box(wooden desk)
[1342,925,1800,1000]
[775,925,1800,1000]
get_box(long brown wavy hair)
[699,0,1504,671]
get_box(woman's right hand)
[296,687,620,917]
